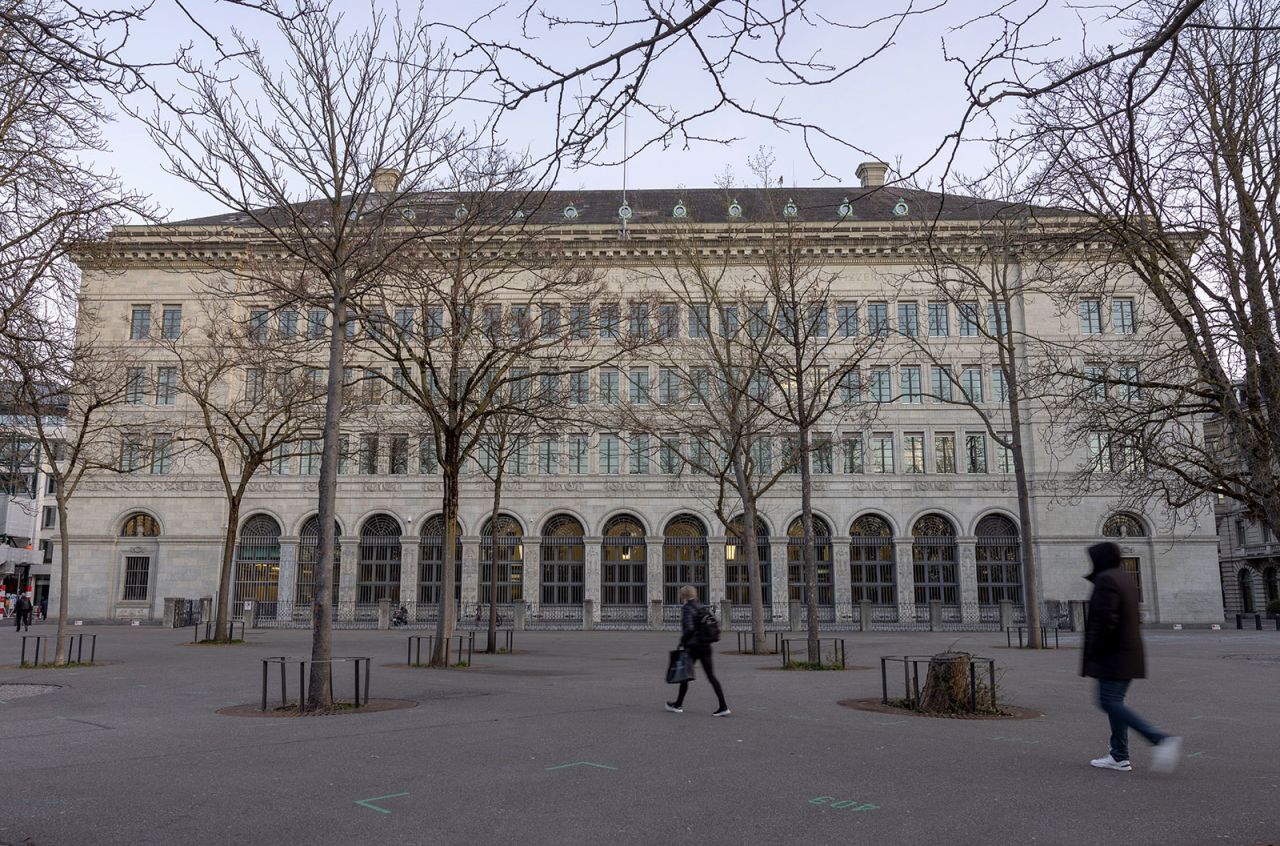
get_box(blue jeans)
[1096,678,1166,761]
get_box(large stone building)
[57,167,1225,628]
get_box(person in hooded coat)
[1082,541,1181,772]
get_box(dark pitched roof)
[168,185,1069,229]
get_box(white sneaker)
[1151,736,1183,774]
[712,707,731,717]
[665,702,683,713]
[1090,754,1132,771]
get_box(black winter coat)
[1082,544,1146,680]
[680,599,707,649]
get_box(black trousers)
[674,645,727,710]
[14,611,31,631]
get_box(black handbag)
[666,648,695,684]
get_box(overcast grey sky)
[97,1,1119,222]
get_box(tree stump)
[918,651,978,714]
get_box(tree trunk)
[213,495,242,642]
[53,494,71,666]
[307,290,346,710]
[798,425,820,661]
[1008,390,1043,648]
[919,651,983,714]
[486,456,505,654]
[731,447,767,654]
[431,464,460,666]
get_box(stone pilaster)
[399,536,419,612]
[832,536,853,621]
[770,541,790,620]
[957,536,979,624]
[338,535,358,621]
[708,535,727,604]
[521,536,540,609]
[276,537,298,621]
[461,536,480,607]
[894,537,916,622]
[584,536,602,621]
[646,535,664,604]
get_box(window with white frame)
[931,366,953,402]
[750,437,771,474]
[122,435,144,472]
[897,302,919,337]
[151,435,173,475]
[904,433,925,474]
[249,308,270,342]
[278,308,297,339]
[839,369,860,402]
[130,306,151,340]
[934,432,956,473]
[813,437,833,474]
[307,308,326,339]
[1083,364,1107,401]
[837,303,858,337]
[599,434,620,474]
[628,302,649,338]
[568,302,589,339]
[657,303,679,339]
[1115,364,1140,401]
[1087,432,1109,472]
[359,435,379,474]
[419,436,438,473]
[843,435,863,473]
[928,302,949,336]
[300,438,321,475]
[629,367,650,404]
[658,368,680,404]
[126,367,146,404]
[1079,299,1103,334]
[599,368,619,404]
[994,435,1014,473]
[870,367,892,403]
[659,436,682,474]
[688,303,709,338]
[599,303,620,340]
[538,436,559,474]
[719,304,739,337]
[541,304,561,338]
[628,433,650,474]
[961,367,984,402]
[987,302,1008,336]
[966,432,987,473]
[991,368,1009,403]
[1112,298,1136,334]
[867,302,889,336]
[569,370,590,405]
[900,365,923,403]
[958,302,980,336]
[155,367,177,405]
[870,434,894,474]
[389,435,409,475]
[161,305,183,339]
[270,443,291,475]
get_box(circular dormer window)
[454,205,468,221]
[893,199,910,217]
[619,203,633,220]
[782,199,798,218]
[728,200,742,218]
[563,204,578,220]
[672,200,688,218]
[838,198,852,218]
[400,208,416,222]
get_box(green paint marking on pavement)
[355,792,409,814]
[545,761,617,771]
[808,796,879,811]
[1186,751,1205,758]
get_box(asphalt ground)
[0,624,1276,846]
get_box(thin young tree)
[139,1,475,707]
[1,319,134,665]
[354,158,626,666]
[894,167,1068,646]
[152,296,325,641]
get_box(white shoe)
[665,702,683,713]
[1151,736,1182,774]
[1090,754,1132,771]
[712,707,731,717]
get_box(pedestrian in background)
[665,585,729,717]
[13,594,32,632]
[1083,541,1181,773]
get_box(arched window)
[725,516,771,606]
[1238,569,1256,614]
[1265,566,1279,605]
[663,515,708,605]
[1102,513,1145,603]
[602,514,646,606]
[419,515,461,605]
[481,514,524,605]
[297,516,341,608]
[120,512,160,537]
[234,515,281,615]
[358,514,402,603]
[1103,513,1146,538]
[788,516,833,606]
[912,514,958,605]
[975,515,1022,605]
[850,514,895,605]
[541,515,585,605]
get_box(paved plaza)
[0,625,1276,845]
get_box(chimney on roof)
[372,167,401,194]
[856,161,889,188]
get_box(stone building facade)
[59,176,1225,627]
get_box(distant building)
[0,384,63,608]
[58,169,1224,626]
[1215,498,1280,617]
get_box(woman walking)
[666,585,730,716]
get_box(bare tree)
[139,0,475,707]
[355,161,622,666]
[894,164,1075,646]
[1,317,134,664]
[1023,0,1280,535]
[153,296,324,641]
